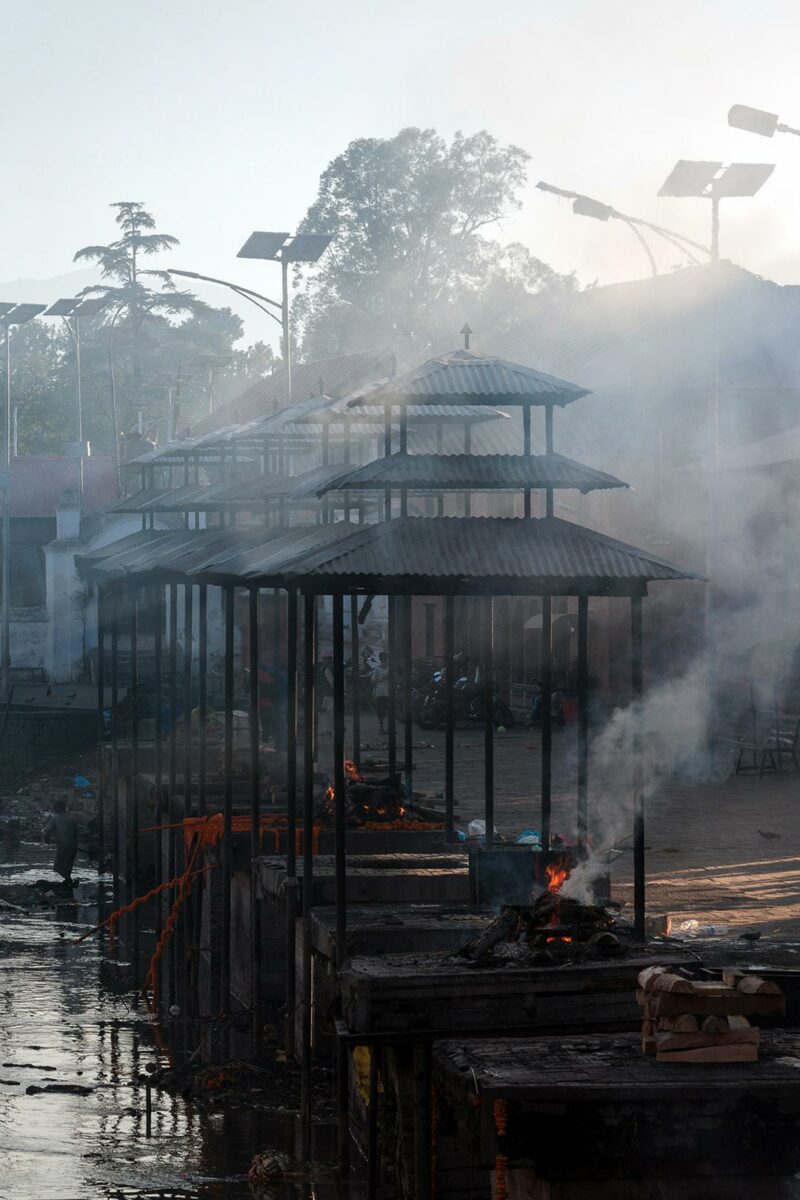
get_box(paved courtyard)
[326,712,800,937]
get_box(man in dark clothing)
[44,799,78,884]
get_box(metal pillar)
[198,586,207,816]
[631,594,645,941]
[387,595,397,777]
[183,585,193,817]
[545,405,554,517]
[523,401,532,518]
[483,597,494,849]
[110,587,120,920]
[221,585,234,1015]
[285,587,298,1057]
[248,587,261,1025]
[541,595,552,849]
[444,596,455,842]
[96,586,106,930]
[300,591,316,1131]
[153,584,163,945]
[130,585,140,970]
[333,593,347,969]
[403,595,413,800]
[577,596,589,847]
[350,594,361,771]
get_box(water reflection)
[0,842,320,1200]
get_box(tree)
[293,128,575,360]
[74,201,224,447]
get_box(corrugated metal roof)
[81,516,696,594]
[77,523,360,583]
[336,402,510,424]
[189,346,397,437]
[346,350,590,408]
[278,517,698,591]
[313,453,628,495]
[11,456,118,518]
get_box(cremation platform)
[433,1031,800,1198]
[256,852,470,909]
[340,948,695,1036]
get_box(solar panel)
[237,231,290,261]
[713,162,775,197]
[658,160,722,198]
[281,233,333,262]
[728,105,779,138]
[74,296,108,316]
[5,303,46,324]
[44,298,79,317]
[0,303,17,319]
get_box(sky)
[5,0,800,348]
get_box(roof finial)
[460,322,472,350]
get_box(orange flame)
[545,857,570,894]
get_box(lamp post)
[0,302,46,698]
[42,296,107,455]
[728,104,800,139]
[236,232,333,405]
[536,180,711,274]
[657,160,774,263]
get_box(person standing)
[370,651,390,736]
[44,799,78,886]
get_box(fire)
[545,857,570,894]
[545,936,572,944]
[325,785,335,802]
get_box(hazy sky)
[6,0,800,347]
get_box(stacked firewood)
[638,966,785,1063]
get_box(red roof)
[10,456,118,519]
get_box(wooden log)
[457,907,519,962]
[727,1014,751,1029]
[655,1027,760,1052]
[657,1014,699,1032]
[737,975,781,995]
[651,972,694,994]
[722,968,746,987]
[642,1017,657,1055]
[701,1014,729,1033]
[656,1041,759,1064]
[646,991,785,1018]
[638,966,670,992]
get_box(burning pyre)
[321,760,444,829]
[459,855,622,965]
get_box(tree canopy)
[294,128,575,360]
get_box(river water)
[0,841,328,1200]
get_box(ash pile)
[458,891,629,967]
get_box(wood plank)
[656,1042,759,1064]
[655,1028,759,1052]
[645,992,785,1018]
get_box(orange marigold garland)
[493,1098,509,1200]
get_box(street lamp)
[167,269,283,328]
[728,104,800,139]
[42,295,107,454]
[536,180,711,274]
[0,302,46,697]
[236,232,333,404]
[657,160,774,262]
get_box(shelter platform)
[433,1031,800,1198]
[255,853,470,910]
[340,948,696,1037]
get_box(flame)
[545,857,570,894]
[325,785,335,802]
[546,936,572,944]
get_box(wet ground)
[0,842,325,1200]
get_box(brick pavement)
[325,712,800,937]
